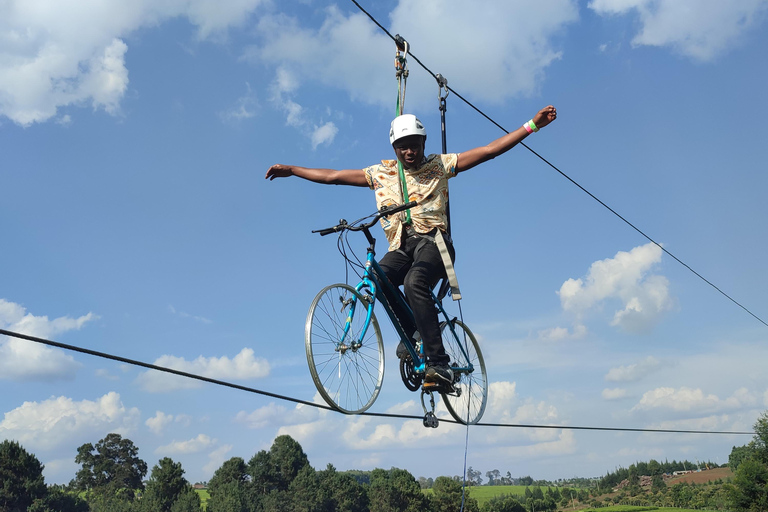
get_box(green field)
[462,485,526,507]
[582,507,706,512]
[195,489,209,509]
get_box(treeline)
[3,411,768,512]
[598,458,721,490]
[0,433,483,512]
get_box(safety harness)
[393,36,461,300]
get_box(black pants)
[378,231,455,365]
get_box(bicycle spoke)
[306,284,384,414]
[439,320,487,424]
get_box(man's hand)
[532,105,557,130]
[265,164,293,180]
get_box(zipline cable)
[347,0,768,329]
[0,328,755,436]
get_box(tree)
[286,465,327,512]
[142,457,190,512]
[207,457,248,498]
[169,489,201,512]
[0,440,47,511]
[206,481,259,512]
[651,474,666,492]
[731,444,757,472]
[318,464,367,512]
[248,435,310,494]
[28,486,88,512]
[466,467,483,486]
[368,468,427,512]
[485,469,501,486]
[73,433,147,497]
[430,476,478,512]
[481,495,525,512]
[728,412,768,511]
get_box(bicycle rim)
[305,284,385,414]
[440,319,487,424]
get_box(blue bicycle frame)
[349,245,475,378]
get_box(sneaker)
[425,364,454,386]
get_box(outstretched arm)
[455,105,557,173]
[265,164,368,187]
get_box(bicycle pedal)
[422,381,455,393]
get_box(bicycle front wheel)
[440,319,487,425]
[305,284,385,414]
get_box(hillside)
[667,467,733,486]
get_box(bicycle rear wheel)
[305,284,384,414]
[439,319,487,425]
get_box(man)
[266,105,557,385]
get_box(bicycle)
[304,202,487,427]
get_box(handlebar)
[313,201,418,236]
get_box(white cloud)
[95,368,120,381]
[642,414,746,434]
[235,402,319,429]
[146,411,175,435]
[0,299,95,381]
[249,1,578,113]
[268,66,338,148]
[602,388,628,400]
[496,429,576,458]
[156,433,215,454]
[0,0,267,126]
[388,0,578,103]
[203,444,233,476]
[633,386,758,414]
[605,356,661,382]
[0,392,140,451]
[136,348,270,392]
[537,324,587,342]
[310,122,339,149]
[558,243,673,333]
[219,82,259,122]
[589,0,768,61]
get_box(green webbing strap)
[396,160,411,224]
[395,36,411,225]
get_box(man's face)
[393,135,425,170]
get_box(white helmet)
[389,114,427,145]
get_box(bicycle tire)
[439,319,487,425]
[305,284,385,414]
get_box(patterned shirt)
[363,153,458,252]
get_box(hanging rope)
[394,35,412,225]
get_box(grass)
[195,489,209,509]
[462,485,526,507]
[581,507,707,512]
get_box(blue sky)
[2,0,768,486]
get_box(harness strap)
[435,230,461,300]
[394,36,412,225]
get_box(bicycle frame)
[345,225,475,377]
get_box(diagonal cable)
[347,0,767,328]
